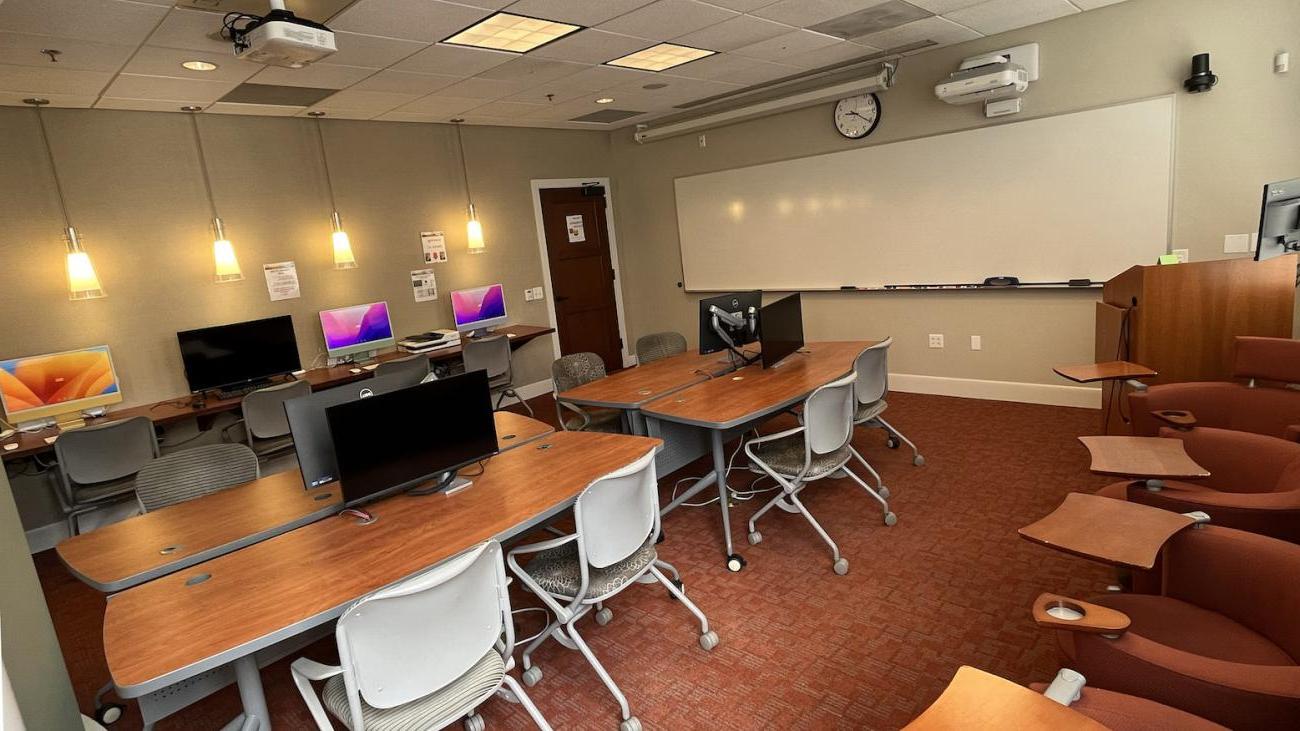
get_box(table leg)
[628,409,646,436]
[234,655,270,730]
[711,429,746,572]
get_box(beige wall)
[608,0,1300,387]
[0,109,614,408]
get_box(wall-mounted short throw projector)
[935,43,1039,117]
[222,1,336,68]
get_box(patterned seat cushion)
[322,650,504,731]
[854,399,888,423]
[523,534,656,599]
[748,433,850,479]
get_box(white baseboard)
[889,372,1101,409]
[25,521,66,554]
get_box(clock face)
[834,93,881,139]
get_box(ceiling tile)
[326,32,429,68]
[780,40,885,68]
[808,1,934,39]
[605,74,740,105]
[0,0,168,45]
[1070,0,1129,8]
[671,15,791,52]
[102,74,240,103]
[206,101,303,117]
[0,64,113,96]
[296,107,381,120]
[391,94,486,116]
[907,0,985,12]
[122,47,263,84]
[530,30,652,64]
[945,0,1079,36]
[706,0,782,10]
[455,0,515,8]
[94,97,209,112]
[661,52,793,85]
[249,63,377,89]
[350,69,462,94]
[0,33,136,72]
[330,0,491,43]
[500,84,596,105]
[855,16,980,50]
[391,43,515,76]
[311,89,421,112]
[551,63,653,90]
[463,99,545,117]
[730,30,842,62]
[147,8,236,55]
[434,76,529,99]
[0,91,96,108]
[474,57,587,84]
[597,0,739,41]
[374,110,446,122]
[501,0,658,27]
[753,0,892,27]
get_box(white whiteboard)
[675,96,1175,290]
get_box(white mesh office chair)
[507,450,717,731]
[634,331,686,364]
[372,354,430,385]
[463,335,533,417]
[853,338,924,466]
[236,379,310,460]
[53,416,159,535]
[291,541,551,731]
[134,444,259,513]
[745,372,896,575]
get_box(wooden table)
[1019,492,1203,570]
[1,324,554,461]
[103,431,659,730]
[641,341,873,570]
[905,666,1106,730]
[1053,360,1157,383]
[56,412,552,594]
[1078,436,1209,479]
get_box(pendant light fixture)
[26,98,105,300]
[452,119,485,254]
[308,112,357,269]
[185,107,243,282]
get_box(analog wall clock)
[833,93,882,139]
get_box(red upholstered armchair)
[1095,426,1300,543]
[1129,336,1300,441]
[1050,526,1300,730]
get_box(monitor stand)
[329,349,377,367]
[408,470,473,496]
[465,327,494,340]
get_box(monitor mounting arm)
[710,305,760,366]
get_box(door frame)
[529,177,634,368]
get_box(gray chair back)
[804,373,856,456]
[552,352,606,393]
[242,379,311,440]
[54,416,158,487]
[462,335,511,381]
[135,444,260,512]
[853,337,893,406]
[372,354,429,385]
[635,331,687,364]
[575,450,658,569]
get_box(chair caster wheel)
[595,607,613,626]
[699,630,719,651]
[620,716,642,731]
[747,530,762,545]
[833,558,849,575]
[95,703,124,725]
[878,486,891,499]
[726,554,747,572]
[464,713,485,731]
[884,512,898,526]
[886,436,900,449]
[522,666,543,687]
[913,454,925,466]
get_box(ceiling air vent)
[808,1,933,40]
[570,109,645,124]
[219,83,337,106]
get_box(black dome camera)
[1183,53,1218,93]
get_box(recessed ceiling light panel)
[607,43,715,72]
[443,12,581,53]
[182,60,219,71]
[595,97,615,104]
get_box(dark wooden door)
[540,186,623,372]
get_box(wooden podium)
[1096,254,1296,433]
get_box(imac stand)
[328,349,377,367]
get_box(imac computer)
[759,293,804,369]
[1255,177,1300,262]
[177,315,301,397]
[0,345,123,431]
[451,283,507,338]
[698,291,761,363]
[285,371,426,490]
[325,370,498,508]
[319,301,396,365]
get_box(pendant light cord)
[188,113,220,219]
[313,116,339,212]
[454,121,473,209]
[31,105,73,229]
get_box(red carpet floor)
[35,392,1114,730]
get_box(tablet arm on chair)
[1032,593,1131,639]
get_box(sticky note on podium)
[1157,254,1181,265]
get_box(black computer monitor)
[285,371,429,490]
[325,371,498,507]
[1255,177,1300,261]
[176,315,301,393]
[759,293,804,369]
[698,291,761,355]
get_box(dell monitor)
[325,370,498,507]
[0,345,123,430]
[759,293,804,369]
[177,315,301,395]
[698,291,761,357]
[451,283,507,337]
[319,301,396,364]
[1255,177,1300,261]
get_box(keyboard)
[216,383,265,400]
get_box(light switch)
[1224,234,1251,254]
[970,335,982,351]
